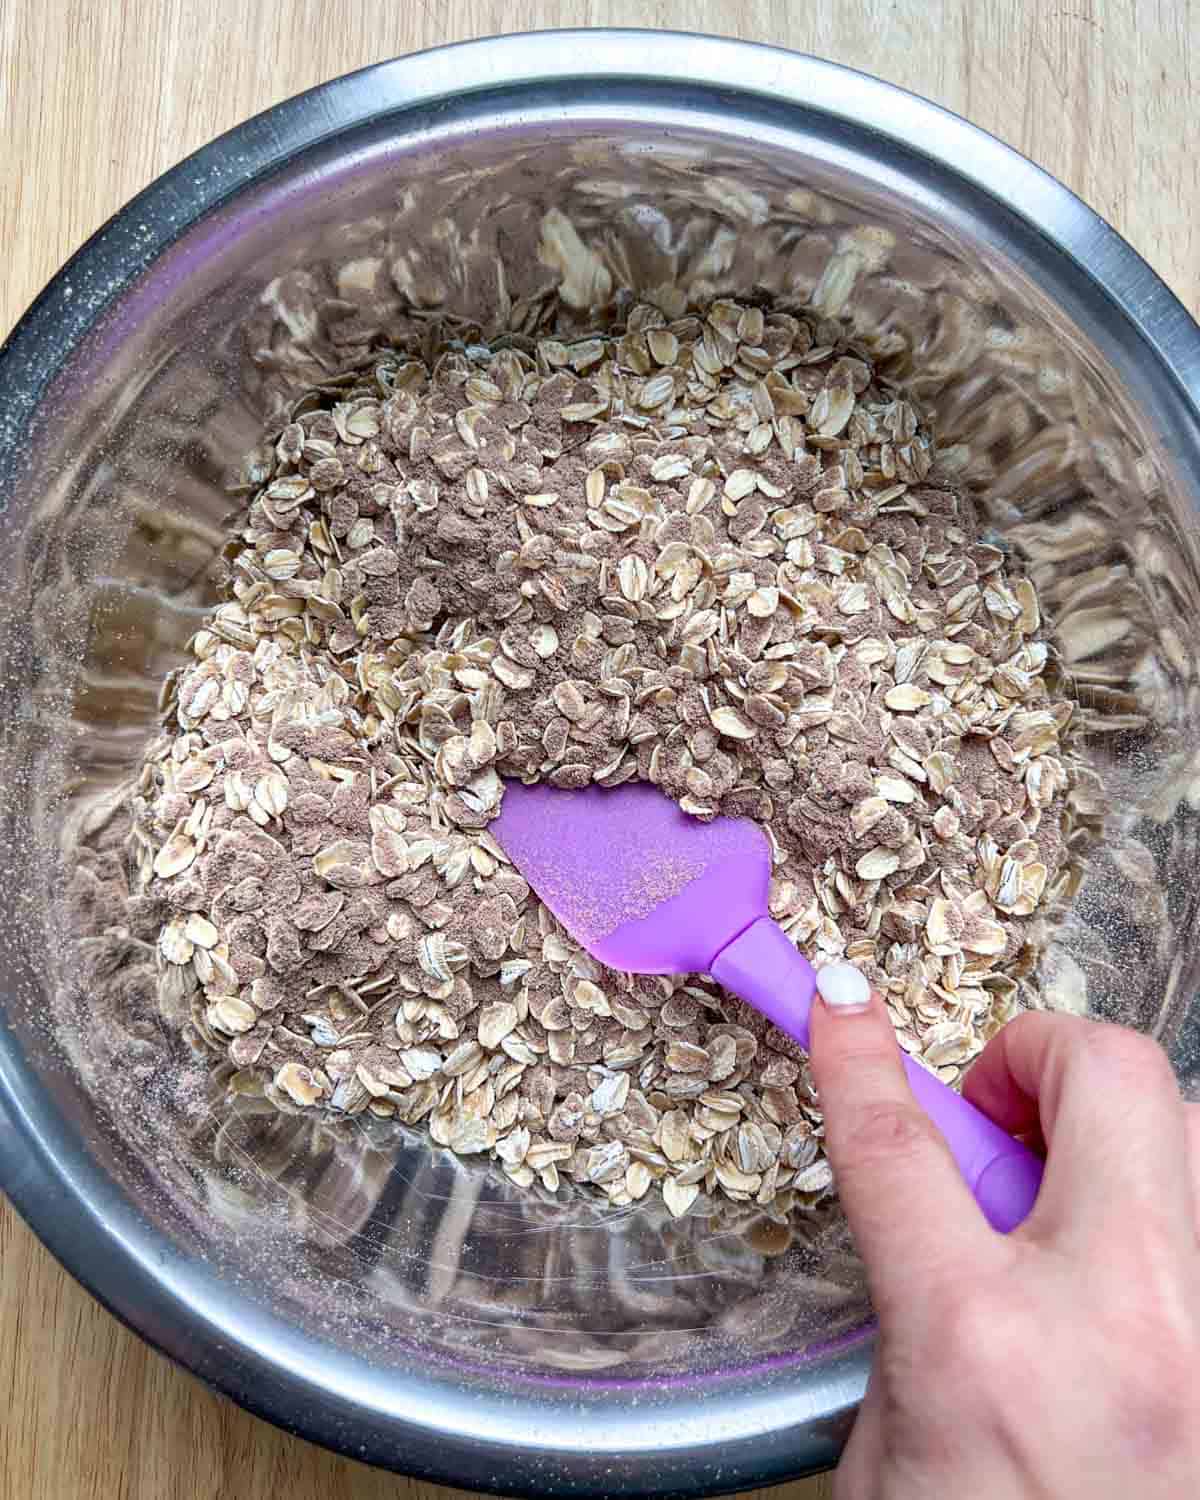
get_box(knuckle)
[909,1288,1016,1389]
[1006,1009,1063,1047]
[1004,1008,1079,1062]
[1112,1381,1196,1462]
[1131,1268,1200,1355]
[1101,1306,1200,1454]
[1082,1024,1172,1090]
[844,1098,935,1167]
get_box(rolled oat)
[130,296,1081,1216]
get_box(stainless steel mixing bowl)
[3,30,1200,1496]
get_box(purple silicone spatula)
[492,778,1043,1233]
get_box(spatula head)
[491,780,771,974]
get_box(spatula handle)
[897,1049,1044,1233]
[709,916,1043,1233]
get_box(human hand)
[807,966,1200,1500]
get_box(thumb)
[808,963,995,1313]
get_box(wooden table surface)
[2,2,1197,1497]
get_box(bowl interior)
[3,41,1200,1491]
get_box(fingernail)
[816,962,871,1013]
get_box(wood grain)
[0,2,1195,1497]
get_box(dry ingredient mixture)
[129,297,1079,1218]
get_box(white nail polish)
[816,962,871,1012]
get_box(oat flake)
[131,294,1087,1219]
